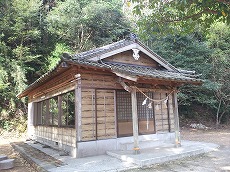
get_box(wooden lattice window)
[137,92,154,119]
[117,90,156,137]
[116,91,132,120]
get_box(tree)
[206,22,230,125]
[0,0,51,131]
[0,0,131,132]
[46,0,130,52]
[131,0,229,35]
[140,33,221,122]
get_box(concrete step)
[107,145,205,167]
[0,159,14,170]
[120,139,173,151]
[0,155,7,161]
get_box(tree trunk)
[216,99,222,126]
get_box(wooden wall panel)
[81,89,96,141]
[161,93,169,132]
[81,89,116,141]
[28,67,77,102]
[154,92,162,132]
[154,92,171,132]
[118,121,133,136]
[81,72,121,89]
[96,90,116,140]
[138,120,155,134]
[34,126,75,146]
[103,50,159,68]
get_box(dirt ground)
[1,128,230,172]
[0,132,34,172]
[129,128,230,172]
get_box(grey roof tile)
[18,37,202,98]
[71,59,202,83]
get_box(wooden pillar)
[172,90,181,147]
[58,95,62,127]
[45,100,50,125]
[33,103,38,126]
[28,102,35,138]
[75,74,82,157]
[131,87,140,154]
[37,102,42,125]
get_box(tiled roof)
[72,38,179,72]
[70,59,202,83]
[18,36,202,98]
[73,39,134,60]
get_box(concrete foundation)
[33,125,175,158]
[77,132,175,158]
[34,126,76,157]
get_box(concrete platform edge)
[11,143,48,172]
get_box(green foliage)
[46,0,130,51]
[0,0,130,132]
[206,22,230,124]
[132,0,230,35]
[138,20,230,124]
[0,115,27,133]
[0,0,228,130]
[145,35,213,77]
[47,43,73,70]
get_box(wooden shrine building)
[18,36,202,158]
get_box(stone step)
[0,159,14,170]
[0,155,7,161]
[120,139,173,151]
[107,146,205,168]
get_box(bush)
[0,115,27,133]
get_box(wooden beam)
[31,83,75,103]
[118,77,132,92]
[113,71,138,82]
[172,90,181,147]
[131,87,140,154]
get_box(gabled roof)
[67,59,202,82]
[18,36,202,98]
[72,37,178,72]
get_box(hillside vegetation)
[0,0,229,132]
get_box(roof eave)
[17,59,67,98]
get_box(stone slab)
[0,159,14,170]
[0,155,7,161]
[106,140,219,167]
[12,140,219,172]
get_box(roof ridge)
[73,39,134,60]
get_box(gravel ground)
[127,128,230,172]
[1,129,230,172]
